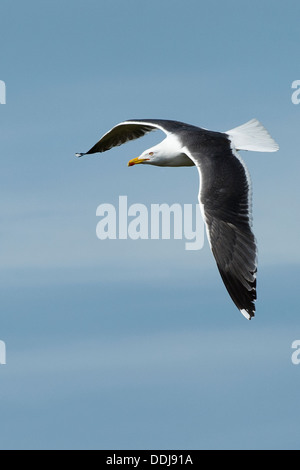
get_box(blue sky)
[0,0,300,450]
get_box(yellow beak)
[128,157,150,167]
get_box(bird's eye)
[149,152,154,156]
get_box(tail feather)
[226,119,279,152]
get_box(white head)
[127,135,192,167]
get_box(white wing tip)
[226,118,279,153]
[240,309,252,320]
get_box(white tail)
[226,119,279,152]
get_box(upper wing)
[76,119,180,157]
[183,138,257,319]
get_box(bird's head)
[127,148,159,167]
[128,136,185,167]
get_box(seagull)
[76,119,279,320]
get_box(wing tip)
[216,263,257,321]
[240,308,255,321]
[75,152,86,158]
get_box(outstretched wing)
[76,119,182,156]
[183,136,257,319]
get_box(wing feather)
[76,119,180,156]
[183,135,257,319]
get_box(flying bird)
[76,119,279,320]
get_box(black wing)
[183,134,257,319]
[76,119,185,156]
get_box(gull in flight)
[76,118,279,320]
